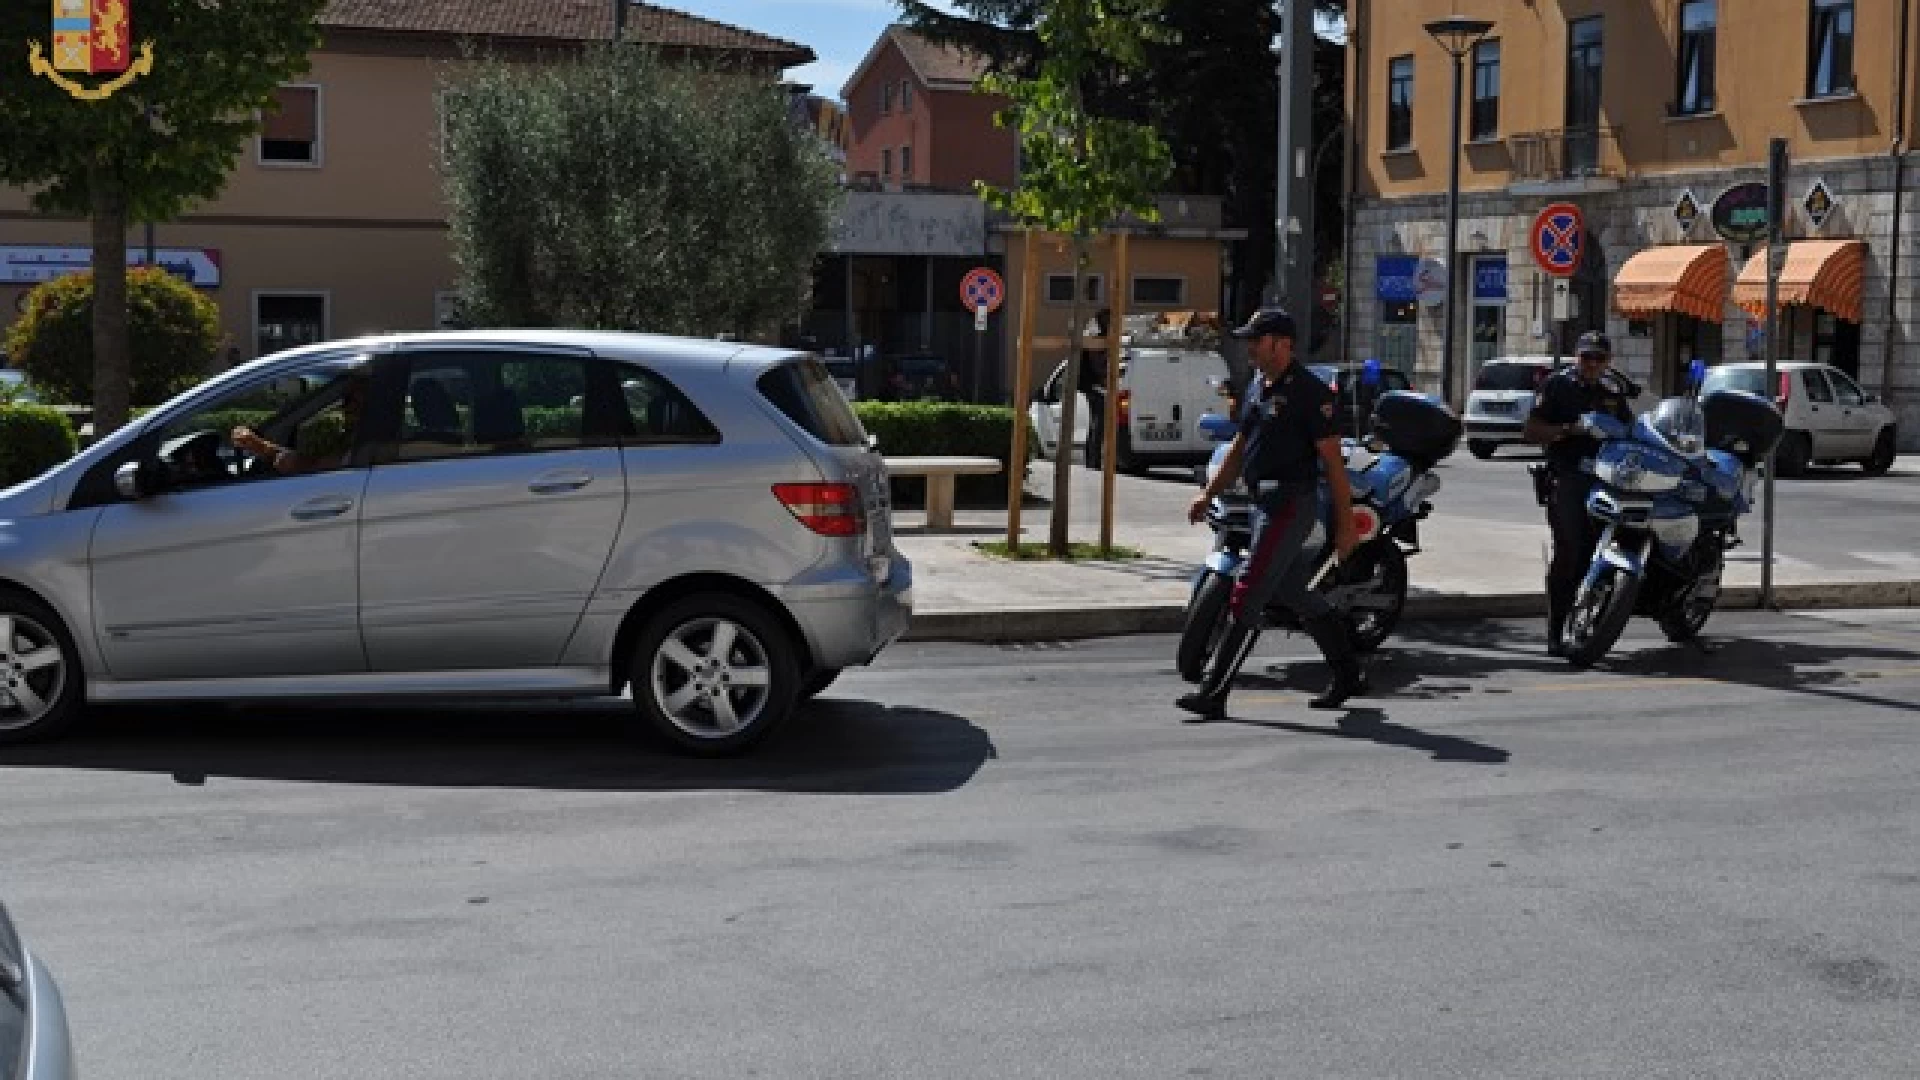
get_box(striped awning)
[1612,244,1729,322]
[1732,239,1867,324]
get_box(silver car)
[0,330,912,756]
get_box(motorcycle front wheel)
[1563,561,1640,668]
[1337,538,1409,654]
[1177,570,1233,683]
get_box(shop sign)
[1803,179,1836,230]
[1375,255,1419,302]
[1473,258,1508,301]
[0,244,221,288]
[1711,182,1772,244]
[1673,189,1702,235]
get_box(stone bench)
[884,455,1004,532]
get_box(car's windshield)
[1701,367,1768,398]
[1475,363,1551,392]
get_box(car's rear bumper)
[785,553,914,670]
[1465,418,1526,439]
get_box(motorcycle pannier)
[1702,389,1784,466]
[1369,390,1462,468]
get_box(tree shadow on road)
[0,696,996,795]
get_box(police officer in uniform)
[1177,307,1364,722]
[1523,330,1637,657]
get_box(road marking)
[1851,551,1920,573]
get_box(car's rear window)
[1476,363,1552,392]
[758,356,869,447]
[1702,367,1768,397]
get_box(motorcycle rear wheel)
[1659,546,1724,643]
[1563,563,1639,668]
[1177,571,1233,683]
[1337,539,1408,654]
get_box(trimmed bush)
[3,267,222,409]
[0,404,79,488]
[853,402,1036,506]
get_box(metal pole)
[1440,50,1466,408]
[612,0,626,40]
[143,104,156,268]
[1272,0,1316,322]
[1100,229,1130,554]
[1761,137,1788,610]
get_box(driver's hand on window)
[232,426,275,461]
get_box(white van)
[1029,312,1234,475]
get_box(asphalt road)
[4,609,1920,1078]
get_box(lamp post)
[1424,15,1493,407]
[1269,0,1316,328]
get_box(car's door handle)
[529,471,593,494]
[290,496,353,521]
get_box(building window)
[1131,276,1186,306]
[1470,40,1500,140]
[881,147,892,178]
[1386,55,1414,151]
[254,292,328,357]
[900,80,913,111]
[1675,1,1717,114]
[1808,0,1855,98]
[1045,274,1103,305]
[881,82,894,113]
[1565,17,1604,174]
[1377,300,1418,374]
[900,144,913,181]
[259,84,321,166]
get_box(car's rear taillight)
[1117,388,1132,425]
[1775,371,1791,412]
[774,483,865,537]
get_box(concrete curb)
[901,579,1920,643]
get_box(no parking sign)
[960,266,1004,314]
[1530,202,1585,278]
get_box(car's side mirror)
[113,458,169,501]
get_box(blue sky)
[671,0,959,103]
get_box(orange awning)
[1732,239,1867,324]
[1612,244,1729,322]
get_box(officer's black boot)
[1177,620,1260,723]
[1303,611,1367,711]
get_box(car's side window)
[146,359,370,492]
[1802,369,1835,404]
[1828,369,1865,406]
[390,353,609,464]
[612,364,720,445]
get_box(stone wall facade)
[1344,153,1920,450]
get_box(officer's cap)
[1229,306,1298,341]
[1575,330,1613,357]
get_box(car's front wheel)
[631,593,799,756]
[1468,439,1498,460]
[0,589,83,745]
[1863,428,1897,476]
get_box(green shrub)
[853,402,1036,506]
[3,267,222,408]
[0,403,78,488]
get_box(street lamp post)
[1425,15,1493,408]
[1269,0,1316,328]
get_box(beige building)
[1344,0,1918,445]
[1,1,810,361]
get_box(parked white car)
[1701,362,1897,476]
[1463,355,1559,458]
[1029,314,1233,476]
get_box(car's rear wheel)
[632,593,798,757]
[1468,439,1498,460]
[1776,431,1812,477]
[1863,428,1897,476]
[0,589,83,745]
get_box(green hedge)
[0,404,79,488]
[854,402,1035,506]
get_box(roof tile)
[320,0,813,64]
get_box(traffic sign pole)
[1761,138,1788,612]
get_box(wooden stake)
[1099,229,1130,554]
[1007,228,1040,550]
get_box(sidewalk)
[892,457,1920,642]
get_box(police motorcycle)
[1557,359,1785,667]
[1176,372,1462,683]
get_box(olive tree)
[441,44,842,339]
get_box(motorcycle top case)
[1702,389,1784,465]
[1369,391,1462,468]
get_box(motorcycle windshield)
[1637,398,1708,458]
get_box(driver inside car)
[231,369,368,476]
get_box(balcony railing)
[1507,125,1624,186]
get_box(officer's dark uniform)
[1528,334,1635,653]
[1178,308,1364,722]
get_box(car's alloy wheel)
[0,592,82,743]
[634,594,797,756]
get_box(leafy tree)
[0,0,324,437]
[898,1,1347,323]
[4,266,221,408]
[441,44,842,339]
[965,0,1172,557]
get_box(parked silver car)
[1,900,76,1080]
[0,331,912,755]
